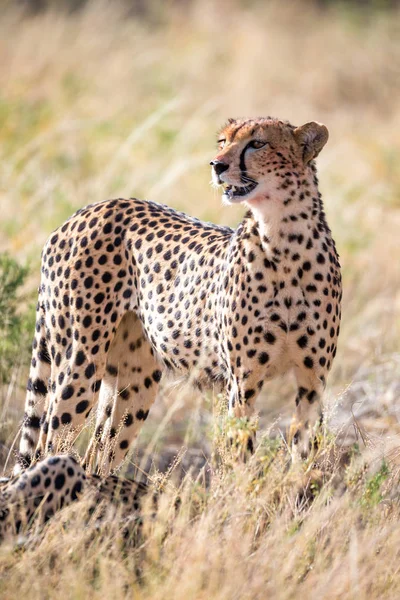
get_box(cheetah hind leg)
[36,307,120,461]
[15,301,51,474]
[84,312,162,476]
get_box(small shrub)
[361,461,390,508]
[0,253,33,384]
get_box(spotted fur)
[16,116,341,473]
[0,454,147,540]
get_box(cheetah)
[0,454,147,540]
[16,116,342,474]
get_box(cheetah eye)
[217,139,226,149]
[248,140,267,150]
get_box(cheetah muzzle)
[222,180,259,201]
[16,116,341,475]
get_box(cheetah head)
[210,117,328,205]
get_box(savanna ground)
[0,1,400,598]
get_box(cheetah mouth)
[222,180,258,200]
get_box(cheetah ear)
[293,122,329,164]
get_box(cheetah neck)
[242,169,331,264]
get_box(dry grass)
[0,1,400,597]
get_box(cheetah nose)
[210,160,229,176]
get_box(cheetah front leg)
[227,373,263,455]
[291,366,325,461]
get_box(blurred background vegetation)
[10,0,400,15]
[0,0,399,465]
